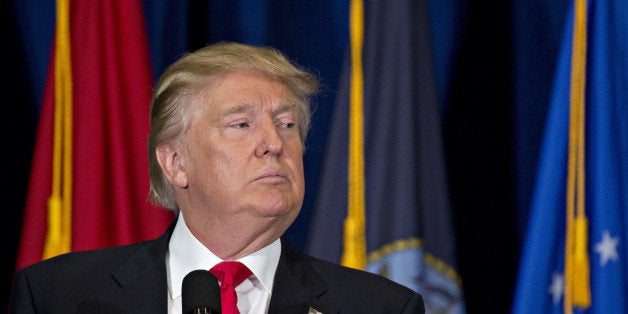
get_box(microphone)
[182,269,222,314]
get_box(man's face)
[176,72,305,230]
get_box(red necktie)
[210,261,253,314]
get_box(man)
[10,42,425,313]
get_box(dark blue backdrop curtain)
[3,1,571,312]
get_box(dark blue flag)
[306,0,465,312]
[512,0,628,313]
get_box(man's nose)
[255,118,284,157]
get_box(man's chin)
[255,202,299,218]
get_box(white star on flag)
[594,230,619,267]
[548,272,564,304]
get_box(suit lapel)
[269,240,330,314]
[100,222,175,313]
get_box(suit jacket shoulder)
[9,224,173,314]
[270,241,425,314]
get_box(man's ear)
[155,143,188,188]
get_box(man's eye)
[277,121,296,130]
[233,122,249,128]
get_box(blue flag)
[306,0,465,312]
[512,0,628,313]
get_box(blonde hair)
[147,42,319,210]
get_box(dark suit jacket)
[10,223,425,313]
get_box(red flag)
[16,0,174,270]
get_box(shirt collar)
[167,212,281,299]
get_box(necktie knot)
[210,261,252,287]
[209,261,252,314]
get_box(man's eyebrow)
[216,100,298,119]
[218,103,255,118]
[272,100,299,116]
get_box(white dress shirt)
[167,213,281,314]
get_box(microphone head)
[182,269,221,314]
